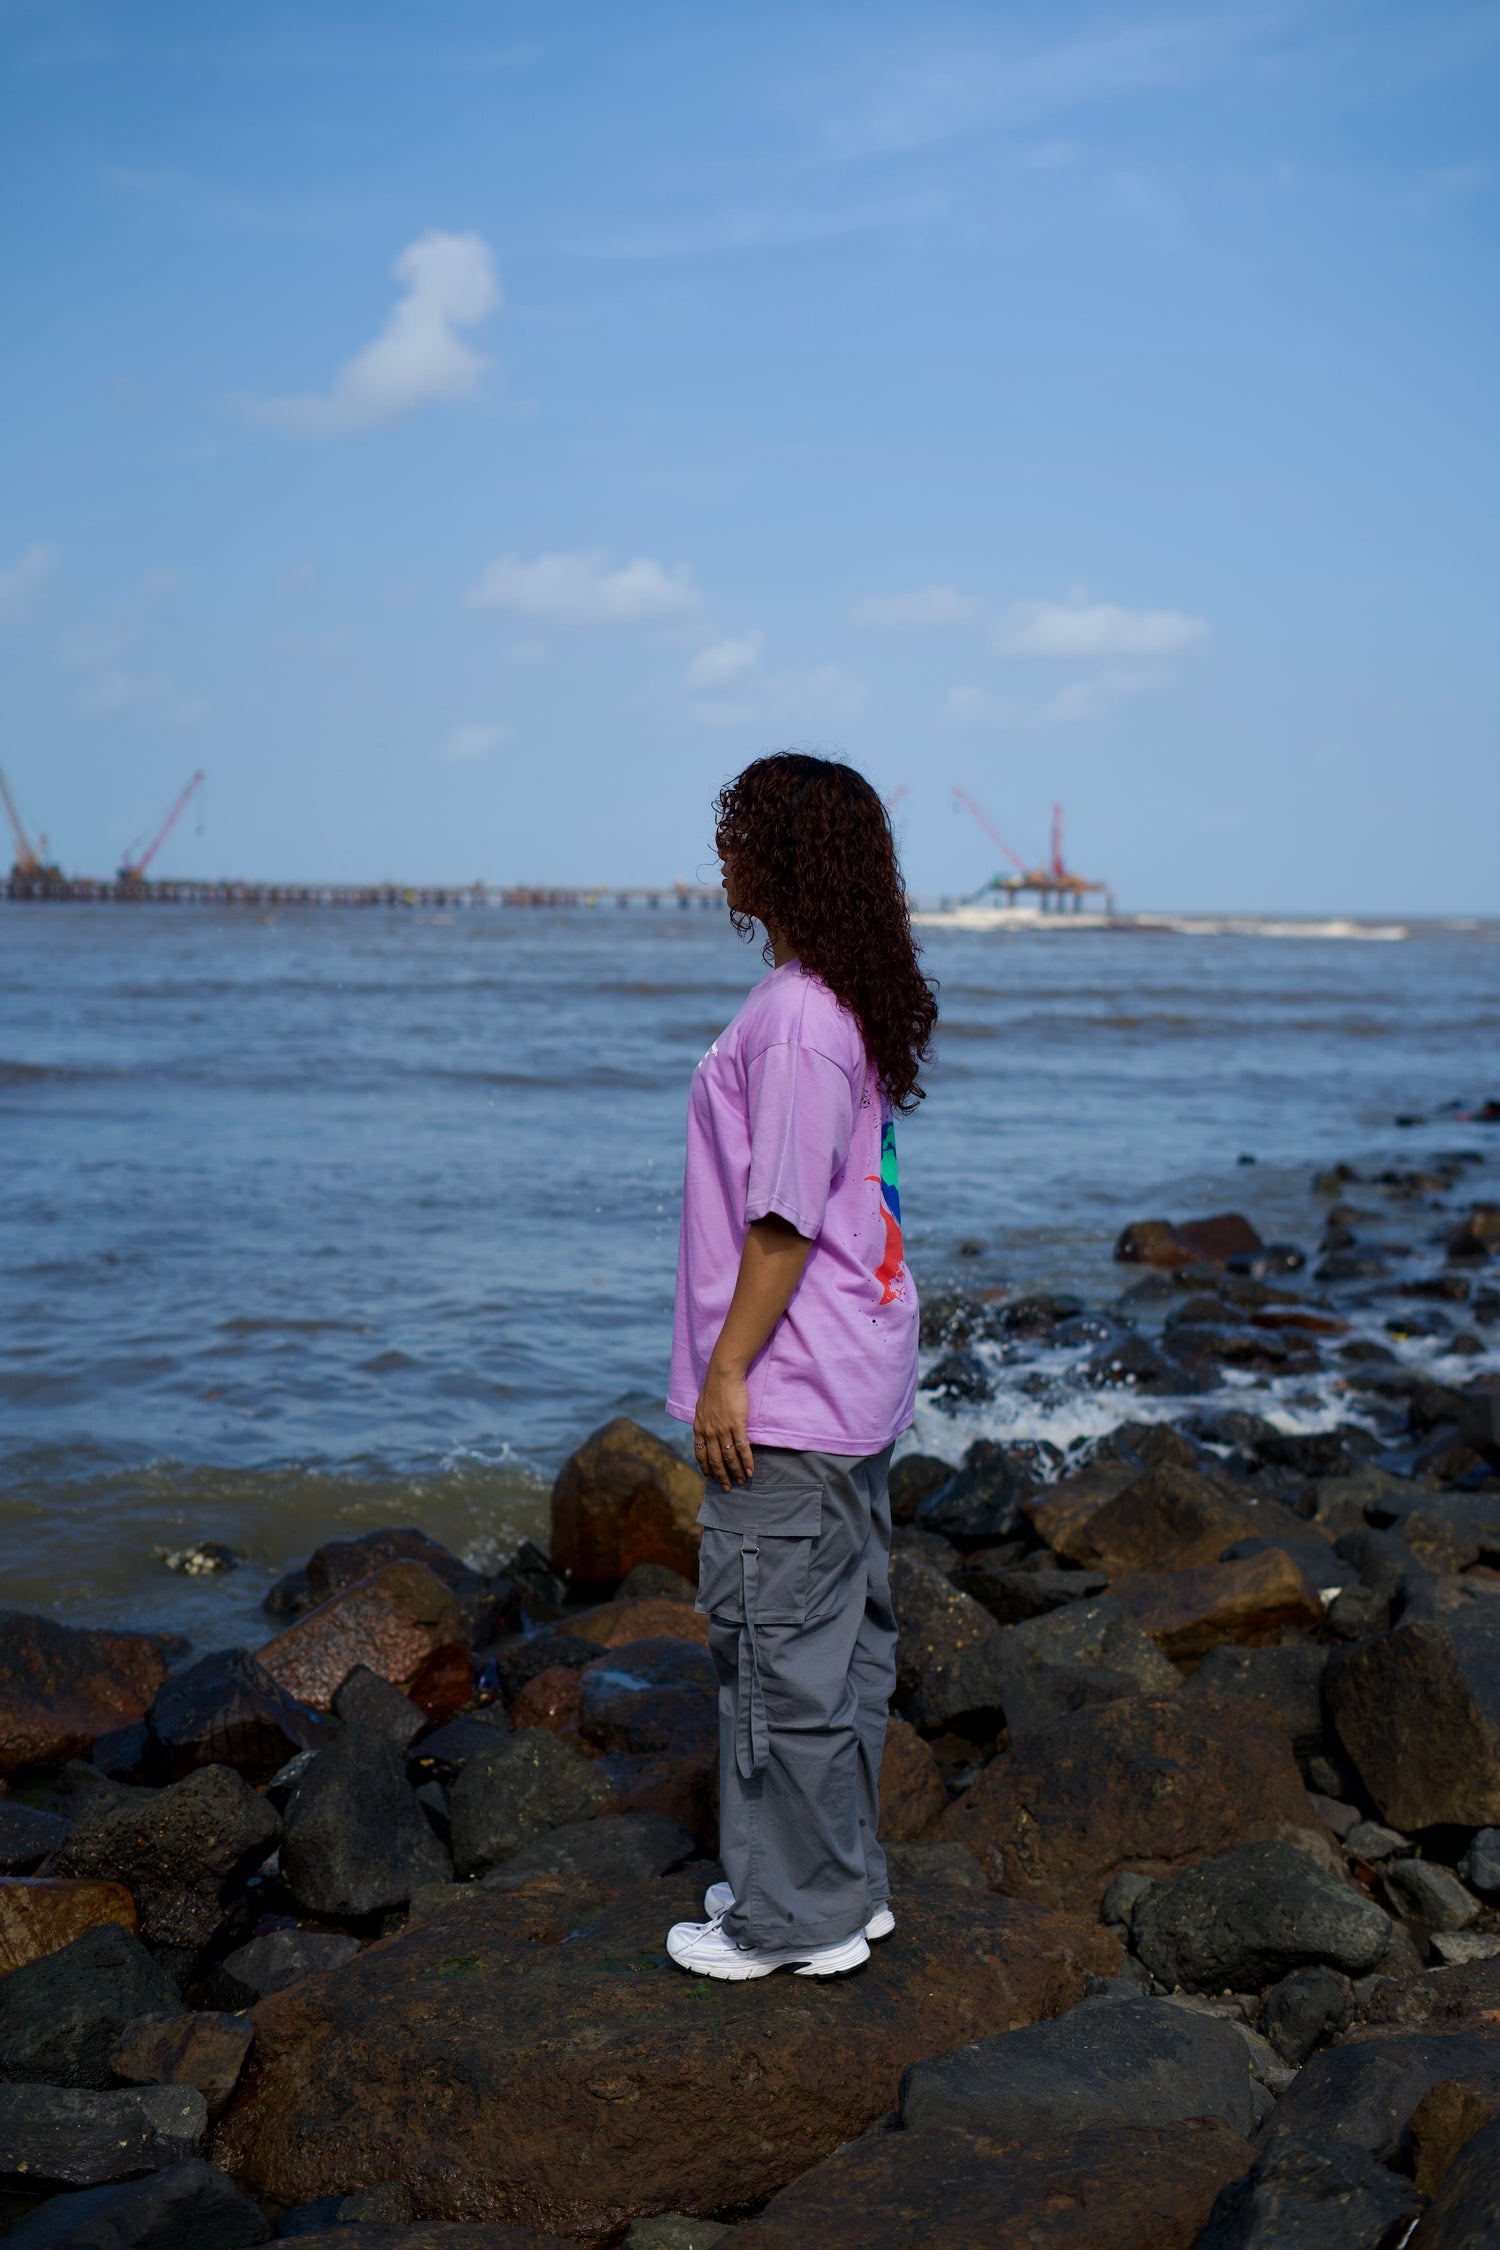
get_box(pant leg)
[849,1444,897,1911]
[699,1447,875,1950]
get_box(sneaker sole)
[668,1931,872,1981]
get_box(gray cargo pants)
[694,1442,897,1950]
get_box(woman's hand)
[694,1357,753,1489]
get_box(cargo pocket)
[694,1476,823,1779]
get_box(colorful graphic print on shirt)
[865,1115,906,1305]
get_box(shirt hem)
[666,1394,914,1457]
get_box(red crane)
[952,786,1114,915]
[951,786,1035,879]
[119,770,204,886]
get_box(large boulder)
[1064,1464,1263,1576]
[941,1692,1328,1912]
[50,1762,280,1954]
[0,2158,270,2248]
[1413,2115,1500,2247]
[210,1876,1117,2244]
[448,1727,613,1878]
[0,1611,168,1774]
[890,1554,1006,1730]
[257,1562,471,1717]
[1130,1843,1392,1990]
[0,2081,205,2185]
[210,1929,361,2010]
[550,1419,704,1585]
[1327,1621,1500,1828]
[575,1638,716,1761]
[900,1994,1259,2138]
[0,1875,138,1976]
[913,1440,1050,1546]
[1115,1213,1264,1269]
[0,1922,179,2087]
[876,1717,948,1842]
[479,1813,696,1895]
[1194,2135,1424,2250]
[265,1527,516,1649]
[566,1598,710,1652]
[734,2119,1252,2250]
[281,1730,451,1917]
[1263,2032,1500,2166]
[112,2009,256,2117]
[1186,1643,1329,1760]
[1109,1551,1324,1661]
[0,1803,71,1872]
[148,1648,335,1782]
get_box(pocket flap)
[698,1485,823,1538]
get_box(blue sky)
[1,1,1496,909]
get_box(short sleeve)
[743,1040,857,1239]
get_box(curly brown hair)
[714,751,939,1112]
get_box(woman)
[665,751,938,1980]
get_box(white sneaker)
[666,1912,871,1981]
[703,1880,895,1943]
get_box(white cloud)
[941,685,1020,728]
[1034,670,1158,724]
[440,722,508,762]
[0,543,60,616]
[469,550,701,627]
[992,597,1207,659]
[245,231,500,435]
[850,585,982,629]
[685,631,763,688]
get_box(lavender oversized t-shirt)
[667,961,918,1455]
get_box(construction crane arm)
[0,764,38,873]
[952,786,1029,876]
[124,770,204,881]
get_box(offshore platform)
[952,787,1115,915]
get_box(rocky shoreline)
[2,1131,1500,2245]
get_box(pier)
[3,872,726,909]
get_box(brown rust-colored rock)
[734,2119,1253,2250]
[1410,2078,1496,2198]
[877,1717,948,1843]
[1109,1550,1323,1660]
[1023,1464,1143,1561]
[0,1611,168,1775]
[0,1876,138,1977]
[566,1597,710,1651]
[508,1667,591,1751]
[1066,1464,1265,1576]
[257,1562,471,1717]
[550,1417,703,1585]
[1327,1621,1500,1830]
[941,1692,1326,1913]
[1115,1213,1263,1270]
[111,2009,255,2117]
[210,1875,1118,2245]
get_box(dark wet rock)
[889,1523,965,1574]
[734,2118,1251,2250]
[622,2217,730,2250]
[918,1289,982,1347]
[149,1648,336,1783]
[998,1662,1141,1743]
[1308,1790,1360,1837]
[1383,1859,1480,1934]
[1062,1463,1265,1575]
[211,1875,1116,2239]
[264,1526,516,1648]
[594,1746,716,1848]
[1261,1965,1351,2064]
[1085,1334,1208,1394]
[1023,1461,1150,1560]
[331,1662,427,1747]
[889,1553,1006,1729]
[506,1666,589,1750]
[1396,1574,1500,1629]
[919,1348,993,1403]
[901,1993,1258,2138]
[887,1453,953,1524]
[1224,1533,1356,1591]
[50,1762,281,1954]
[281,1727,451,1917]
[1256,1426,1382,1479]
[111,2009,255,2116]
[986,1291,1089,1337]
[1187,1642,1330,1758]
[448,1726,612,1878]
[257,1562,472,1719]
[407,1706,512,1779]
[550,1417,704,1586]
[915,1439,1058,1545]
[1264,2031,1500,2166]
[942,1691,1323,1913]
[0,2158,270,2249]
[951,1561,1109,1626]
[208,1927,360,2009]
[0,1801,70,1871]
[1336,1524,1430,1603]
[1327,1584,1394,1640]
[1109,1550,1324,1661]
[565,1594,709,1653]
[482,1812,696,1892]
[0,1921,179,2088]
[1307,1468,1430,1541]
[1131,1842,1391,1990]
[1348,1819,1414,1862]
[1115,1213,1264,1270]
[1459,1827,1500,1899]
[0,2081,205,2185]
[0,1875,139,1978]
[875,1715,948,1841]
[1318,1250,1392,1281]
[616,1562,696,1602]
[502,1539,569,1621]
[283,2231,581,2249]
[1411,2113,1500,2245]
[575,1637,716,1760]
[0,1612,169,1776]
[883,1838,987,1891]
[1326,1621,1500,1828]
[1194,2134,1423,2250]
[987,1596,1181,1697]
